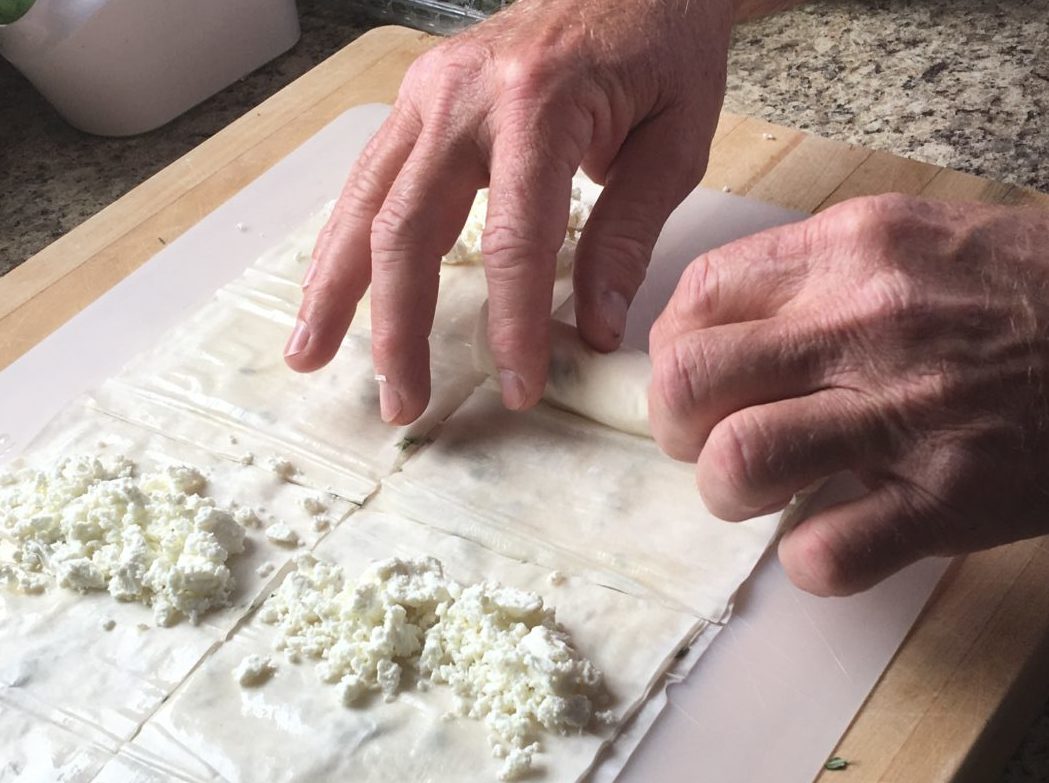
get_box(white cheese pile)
[443,186,593,271]
[0,455,246,626]
[259,555,609,781]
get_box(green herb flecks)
[396,436,432,452]
[0,0,34,24]
[824,756,849,771]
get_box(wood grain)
[3,24,1049,783]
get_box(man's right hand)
[285,0,735,424]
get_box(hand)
[285,0,733,423]
[648,194,1049,596]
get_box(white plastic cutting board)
[0,104,948,782]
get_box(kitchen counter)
[2,0,1046,275]
[1,1,1048,779]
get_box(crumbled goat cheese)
[300,496,327,515]
[264,523,300,547]
[444,186,592,273]
[256,562,276,578]
[266,458,298,481]
[234,654,277,687]
[547,571,566,587]
[260,555,608,780]
[233,506,263,529]
[311,515,332,533]
[240,452,255,466]
[0,455,247,626]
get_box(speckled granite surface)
[1,1,1049,780]
[2,0,1048,274]
[724,0,1049,190]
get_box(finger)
[286,108,421,373]
[369,133,488,423]
[648,223,815,355]
[574,109,710,352]
[648,316,842,461]
[696,389,889,522]
[482,123,583,410]
[778,480,945,596]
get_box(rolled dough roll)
[472,304,652,437]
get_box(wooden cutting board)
[2,24,1049,783]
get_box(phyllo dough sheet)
[0,701,113,782]
[0,403,358,752]
[95,510,702,783]
[89,201,575,504]
[91,286,483,504]
[378,383,782,623]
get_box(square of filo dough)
[378,383,783,623]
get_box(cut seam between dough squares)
[376,382,784,624]
[93,509,703,783]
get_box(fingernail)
[284,319,310,358]
[499,369,527,411]
[601,290,629,341]
[379,381,403,423]
[301,260,318,289]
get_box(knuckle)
[864,270,923,323]
[704,413,766,511]
[581,223,651,289]
[340,164,392,220]
[482,219,556,268]
[370,197,419,257]
[783,528,857,597]
[653,337,709,420]
[680,255,722,322]
[496,52,557,101]
[404,44,481,94]
[835,193,913,246]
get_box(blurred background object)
[0,0,300,136]
[351,0,510,34]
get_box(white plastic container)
[0,0,300,136]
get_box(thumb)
[574,109,710,352]
[777,480,944,597]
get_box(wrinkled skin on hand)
[649,195,1049,596]
[286,0,733,423]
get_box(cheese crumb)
[240,452,255,466]
[233,506,262,529]
[0,456,246,626]
[260,555,608,779]
[300,496,327,515]
[256,562,276,578]
[266,457,298,481]
[234,654,276,687]
[264,523,300,547]
[547,571,566,586]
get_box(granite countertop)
[2,0,1047,274]
[1,0,1048,779]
